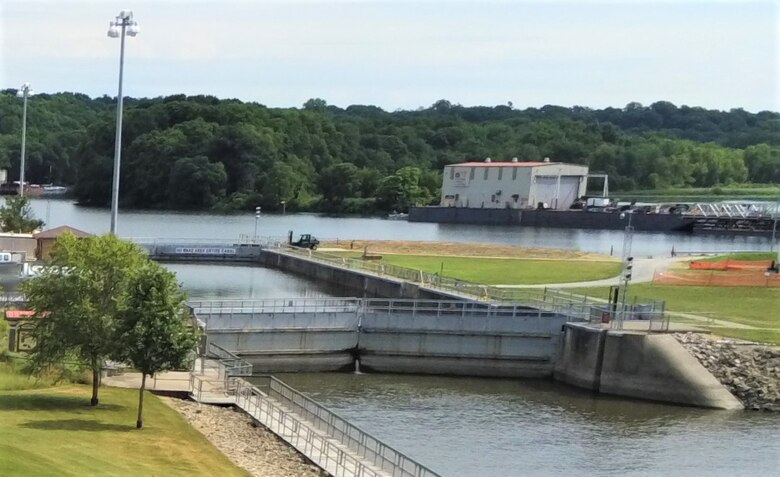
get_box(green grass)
[354,254,622,285]
[615,184,780,201]
[697,252,776,262]
[571,283,780,344]
[0,365,248,477]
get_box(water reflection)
[164,263,348,300]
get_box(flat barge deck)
[408,207,776,237]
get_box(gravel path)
[161,397,329,477]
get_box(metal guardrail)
[190,298,362,319]
[207,342,253,376]
[191,297,582,323]
[275,247,667,321]
[238,377,440,477]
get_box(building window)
[512,168,518,180]
[469,168,475,180]
[483,168,489,180]
[498,168,503,180]
[450,167,454,180]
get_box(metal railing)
[190,297,362,318]
[207,342,253,376]
[238,377,440,477]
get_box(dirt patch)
[320,239,611,260]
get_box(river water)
[25,199,780,475]
[30,198,774,257]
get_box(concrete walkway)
[495,255,699,289]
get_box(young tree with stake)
[117,263,199,429]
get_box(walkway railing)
[239,377,441,477]
[274,247,666,320]
[190,298,362,319]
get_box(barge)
[408,206,777,237]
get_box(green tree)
[318,163,360,208]
[0,196,44,233]
[116,263,199,429]
[375,167,431,212]
[22,233,146,406]
[168,156,228,209]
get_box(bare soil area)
[320,239,611,260]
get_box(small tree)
[116,263,199,429]
[0,196,44,233]
[23,233,146,405]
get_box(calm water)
[274,373,780,477]
[26,199,780,475]
[31,198,774,257]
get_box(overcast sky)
[1,0,778,112]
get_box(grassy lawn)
[571,284,780,344]
[344,253,622,285]
[0,362,248,477]
[698,252,776,262]
[615,184,780,201]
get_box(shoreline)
[160,396,327,477]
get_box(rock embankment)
[162,397,328,477]
[675,333,780,411]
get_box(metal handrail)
[190,298,363,317]
[274,247,666,318]
[237,378,440,477]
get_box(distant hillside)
[0,91,778,212]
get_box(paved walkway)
[495,256,700,289]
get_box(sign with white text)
[174,247,237,255]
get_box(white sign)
[0,253,12,262]
[174,247,237,255]
[453,168,470,187]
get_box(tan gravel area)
[321,239,608,260]
[161,397,329,477]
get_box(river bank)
[675,333,780,411]
[162,397,327,477]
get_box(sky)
[1,0,778,112]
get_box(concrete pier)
[554,323,743,410]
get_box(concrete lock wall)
[553,323,607,391]
[202,309,570,378]
[259,250,456,300]
[203,311,359,373]
[555,324,743,410]
[598,332,743,410]
[358,311,569,378]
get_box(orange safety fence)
[689,259,774,271]
[654,271,780,287]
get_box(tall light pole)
[617,210,635,329]
[254,206,261,241]
[16,83,33,197]
[107,10,139,234]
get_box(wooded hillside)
[1,91,777,212]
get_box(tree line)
[1,90,778,213]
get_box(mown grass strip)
[0,364,248,477]
[335,253,622,285]
[571,284,780,344]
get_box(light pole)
[617,210,635,329]
[16,83,33,197]
[254,206,261,240]
[107,10,139,234]
[280,200,286,215]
